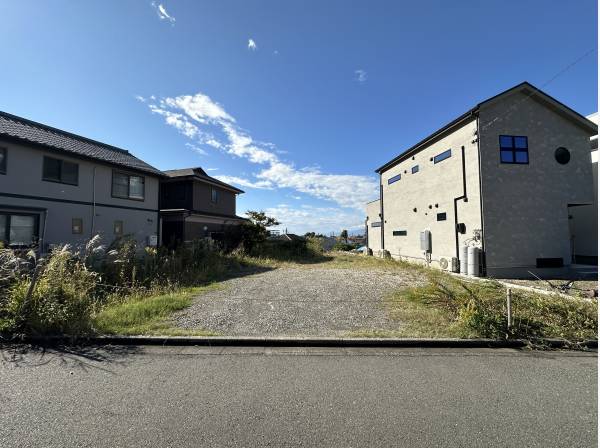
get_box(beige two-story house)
[0,111,164,250]
[366,82,597,278]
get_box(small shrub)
[332,242,356,251]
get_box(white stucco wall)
[365,199,382,254]
[568,112,598,260]
[379,118,483,269]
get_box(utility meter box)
[420,230,431,252]
[147,234,158,247]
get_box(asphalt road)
[0,345,596,447]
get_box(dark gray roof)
[0,111,164,177]
[163,167,244,194]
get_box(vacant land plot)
[93,253,596,342]
[173,265,426,337]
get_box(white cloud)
[214,175,274,190]
[152,2,176,25]
[263,204,365,235]
[248,39,257,51]
[354,69,367,83]
[135,95,146,103]
[206,168,219,171]
[143,91,378,211]
[185,143,208,156]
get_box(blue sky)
[0,1,597,234]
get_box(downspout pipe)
[91,166,96,239]
[453,145,468,259]
[475,116,487,276]
[379,175,384,251]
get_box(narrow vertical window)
[211,187,218,203]
[72,218,83,234]
[114,220,124,236]
[0,147,6,174]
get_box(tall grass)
[389,271,597,341]
[0,237,254,336]
[0,233,326,336]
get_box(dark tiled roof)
[0,111,164,177]
[163,167,244,194]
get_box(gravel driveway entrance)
[173,267,419,337]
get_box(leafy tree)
[236,210,280,253]
[340,229,348,244]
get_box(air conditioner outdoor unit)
[439,257,459,272]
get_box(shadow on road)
[0,343,141,373]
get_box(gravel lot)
[173,267,424,336]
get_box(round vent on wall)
[555,147,570,165]
[439,258,449,270]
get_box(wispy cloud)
[263,204,365,235]
[215,175,274,190]
[143,91,378,214]
[248,39,257,51]
[354,69,367,83]
[185,142,208,156]
[152,2,176,25]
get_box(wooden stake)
[506,288,512,330]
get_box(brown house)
[160,167,246,245]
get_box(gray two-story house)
[160,167,246,245]
[0,111,164,250]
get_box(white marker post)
[506,288,512,331]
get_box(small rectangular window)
[499,135,529,164]
[112,171,145,200]
[392,230,407,236]
[114,220,123,236]
[433,149,452,164]
[211,187,218,203]
[436,212,447,221]
[0,147,6,174]
[371,221,382,228]
[411,165,419,174]
[42,156,79,185]
[387,174,401,185]
[72,218,83,234]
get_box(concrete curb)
[4,335,597,350]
